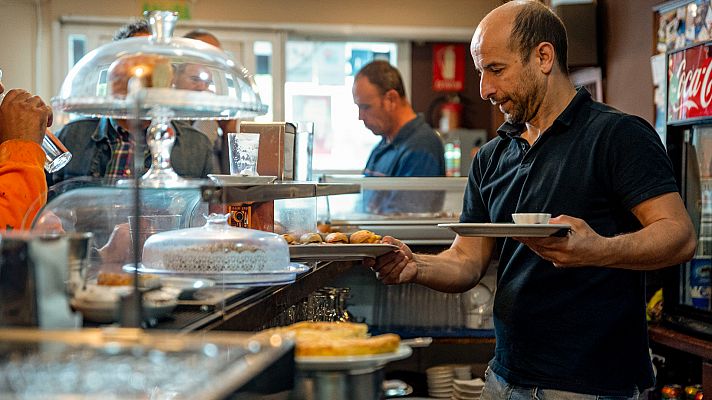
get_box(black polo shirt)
[461,88,677,395]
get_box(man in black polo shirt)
[367,1,696,398]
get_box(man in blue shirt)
[353,60,445,177]
[367,1,696,398]
[353,61,445,213]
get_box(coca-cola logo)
[669,45,712,120]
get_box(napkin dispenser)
[0,232,92,328]
[240,121,296,181]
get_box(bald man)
[366,1,695,397]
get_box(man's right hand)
[0,89,52,146]
[363,236,418,285]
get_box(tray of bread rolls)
[285,230,399,261]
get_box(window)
[253,41,273,123]
[285,40,399,173]
[68,34,87,70]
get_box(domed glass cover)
[141,214,290,273]
[51,12,267,120]
[50,11,268,187]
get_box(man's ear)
[384,89,399,111]
[536,42,555,74]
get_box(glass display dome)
[141,214,290,273]
[31,181,208,279]
[51,12,267,120]
[51,11,268,187]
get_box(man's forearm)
[601,218,696,270]
[413,247,487,293]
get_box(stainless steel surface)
[320,175,467,191]
[201,182,361,204]
[0,328,293,399]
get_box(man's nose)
[479,75,495,101]
[358,109,365,121]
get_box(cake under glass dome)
[141,214,290,274]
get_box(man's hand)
[0,89,52,145]
[515,214,606,268]
[363,236,418,284]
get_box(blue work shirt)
[363,115,445,177]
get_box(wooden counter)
[648,324,712,394]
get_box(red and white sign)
[668,43,712,122]
[433,44,465,92]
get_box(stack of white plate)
[450,378,485,400]
[426,365,455,398]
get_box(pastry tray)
[289,244,399,261]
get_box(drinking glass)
[227,132,260,176]
[0,68,72,173]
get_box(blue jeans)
[481,368,641,400]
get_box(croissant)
[282,233,298,245]
[300,232,323,244]
[325,232,349,244]
[349,230,382,244]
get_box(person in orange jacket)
[0,74,53,231]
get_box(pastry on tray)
[268,321,400,357]
[349,230,382,244]
[325,232,349,244]
[282,233,298,245]
[300,232,323,244]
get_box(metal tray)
[289,244,399,261]
[439,223,571,238]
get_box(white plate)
[295,344,412,371]
[123,263,310,286]
[289,244,399,261]
[207,174,277,185]
[439,223,571,238]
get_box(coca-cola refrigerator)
[663,41,712,339]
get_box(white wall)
[0,0,38,92]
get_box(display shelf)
[201,182,361,204]
[146,260,359,332]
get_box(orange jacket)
[0,139,47,231]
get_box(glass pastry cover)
[51,11,267,120]
[141,214,290,273]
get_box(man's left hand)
[514,214,606,268]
